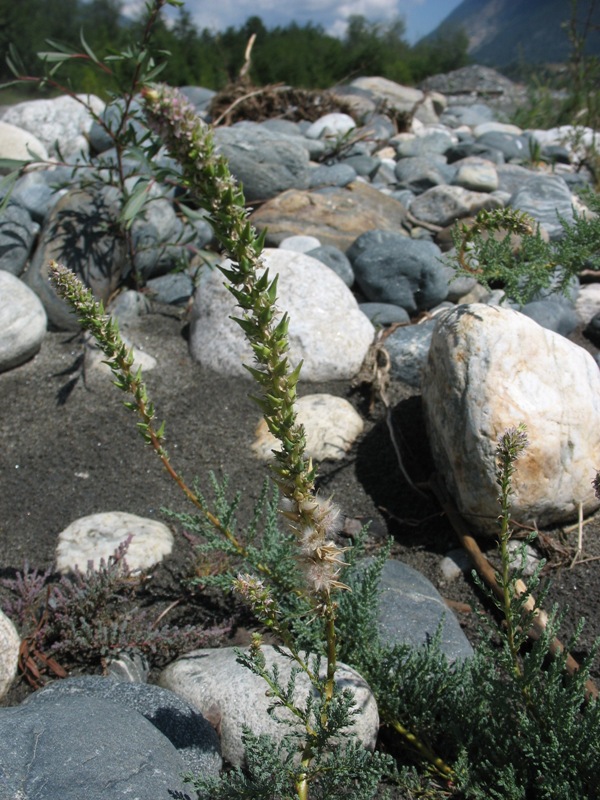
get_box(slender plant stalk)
[495,425,529,679]
[48,261,277,579]
[50,81,352,798]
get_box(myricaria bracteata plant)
[48,81,389,800]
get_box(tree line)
[0,0,469,95]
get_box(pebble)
[252,393,364,461]
[159,645,379,767]
[0,271,47,373]
[55,511,174,573]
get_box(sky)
[126,0,465,44]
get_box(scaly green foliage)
[452,196,600,305]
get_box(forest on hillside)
[0,0,470,95]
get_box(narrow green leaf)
[79,28,100,64]
[120,180,151,226]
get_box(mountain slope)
[422,0,600,66]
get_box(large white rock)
[159,645,379,767]
[0,120,49,171]
[55,511,173,573]
[422,303,600,534]
[0,272,47,373]
[252,393,364,461]
[189,248,374,381]
[2,94,105,160]
[0,610,20,700]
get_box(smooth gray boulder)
[189,248,374,381]
[373,559,473,661]
[0,694,193,800]
[214,123,310,201]
[31,676,222,777]
[348,230,448,314]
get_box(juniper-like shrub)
[452,196,600,305]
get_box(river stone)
[0,695,191,800]
[2,94,104,160]
[0,202,39,276]
[25,187,127,330]
[189,248,374,381]
[252,393,364,461]
[159,645,379,768]
[409,185,503,227]
[351,76,439,125]
[31,676,222,777]
[305,112,356,139]
[0,272,47,373]
[0,610,20,700]
[55,511,174,573]
[508,174,576,240]
[0,120,49,170]
[250,181,409,251]
[452,158,498,192]
[394,156,455,194]
[372,559,473,661]
[421,303,600,535]
[214,123,310,202]
[384,319,437,387]
[347,230,447,314]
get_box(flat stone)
[250,181,409,251]
[55,511,174,573]
[253,393,364,461]
[0,272,47,373]
[366,559,473,661]
[189,248,374,381]
[159,645,379,768]
[410,185,503,227]
[0,695,191,800]
[31,676,222,777]
[422,304,600,534]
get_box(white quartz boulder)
[422,303,600,534]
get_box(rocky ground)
[2,305,600,711]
